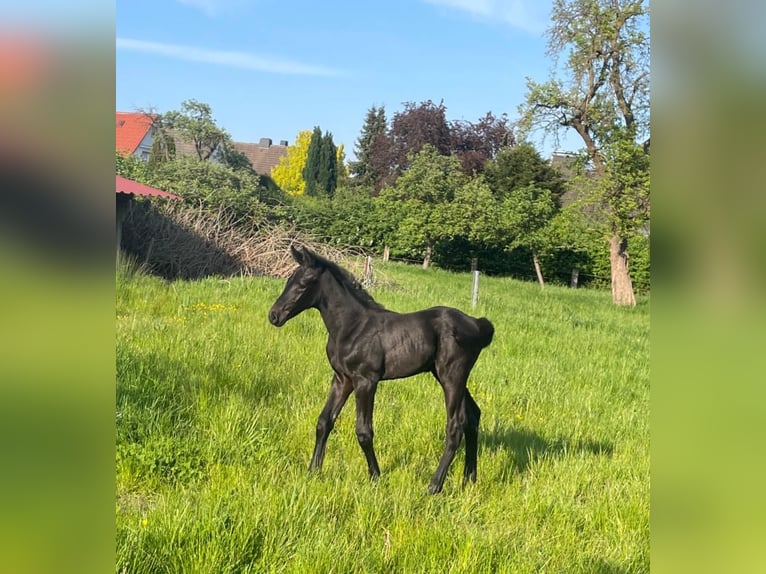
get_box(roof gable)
[116,112,154,155]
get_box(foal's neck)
[316,270,371,334]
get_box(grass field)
[116,260,649,573]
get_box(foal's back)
[372,306,494,381]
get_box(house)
[232,138,289,176]
[115,112,288,177]
[116,112,155,161]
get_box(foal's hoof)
[427,482,443,495]
[462,473,477,488]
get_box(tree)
[116,149,149,182]
[148,100,254,173]
[449,112,515,175]
[303,127,323,197]
[376,144,466,268]
[350,105,388,191]
[484,143,565,204]
[271,130,312,196]
[318,131,338,197]
[388,100,452,180]
[303,127,339,198]
[499,184,557,287]
[147,156,268,219]
[437,175,500,246]
[162,99,230,161]
[335,143,349,189]
[519,0,649,305]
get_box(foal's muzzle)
[268,307,284,327]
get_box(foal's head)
[268,245,323,327]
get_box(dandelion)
[141,517,148,527]
[189,302,237,313]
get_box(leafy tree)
[350,105,388,191]
[116,150,149,182]
[449,112,515,175]
[162,99,229,161]
[498,184,557,287]
[376,144,466,267]
[146,156,268,219]
[437,175,499,246]
[271,130,312,196]
[144,111,176,169]
[484,143,565,204]
[388,100,451,181]
[519,0,649,305]
[147,100,254,173]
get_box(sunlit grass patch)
[117,264,649,573]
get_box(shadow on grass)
[480,423,614,475]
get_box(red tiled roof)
[116,175,181,200]
[115,112,288,176]
[116,112,154,155]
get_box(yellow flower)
[141,517,148,527]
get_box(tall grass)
[116,262,649,573]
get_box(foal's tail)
[475,317,495,349]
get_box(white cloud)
[423,0,549,35]
[116,38,347,77]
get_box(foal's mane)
[312,251,385,311]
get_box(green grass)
[116,262,649,573]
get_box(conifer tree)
[350,105,388,190]
[318,131,338,197]
[302,126,323,197]
[303,127,338,198]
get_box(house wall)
[135,131,154,161]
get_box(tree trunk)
[532,250,545,288]
[422,244,432,269]
[609,234,636,306]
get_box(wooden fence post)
[363,255,374,287]
[570,268,579,288]
[471,269,480,309]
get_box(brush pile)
[120,198,369,280]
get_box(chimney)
[279,140,289,146]
[258,138,272,147]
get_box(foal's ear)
[290,245,317,267]
[290,244,304,264]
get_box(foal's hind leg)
[309,373,353,472]
[353,378,381,480]
[462,388,481,486]
[428,376,468,495]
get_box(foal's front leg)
[353,378,381,479]
[309,373,353,472]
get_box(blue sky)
[117,0,578,160]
